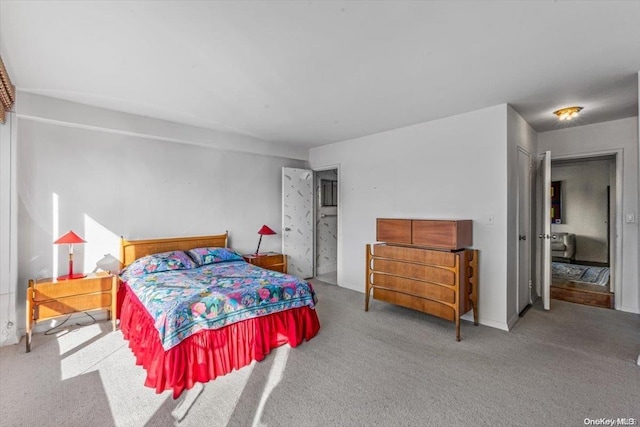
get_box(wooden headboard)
[120,232,229,267]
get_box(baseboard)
[340,282,363,293]
[460,312,509,331]
[507,312,520,330]
[617,305,640,315]
[0,329,20,347]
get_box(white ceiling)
[1,1,639,149]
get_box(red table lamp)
[54,230,87,280]
[255,225,277,256]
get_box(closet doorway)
[314,167,338,285]
[549,154,618,309]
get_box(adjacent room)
[1,2,639,426]
[549,156,617,308]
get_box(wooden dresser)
[366,219,478,341]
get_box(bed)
[117,232,320,398]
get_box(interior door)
[282,167,314,278]
[538,151,552,310]
[517,148,531,314]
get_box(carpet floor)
[1,280,638,426]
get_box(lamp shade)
[54,230,86,245]
[96,254,121,274]
[257,225,277,236]
[255,225,276,256]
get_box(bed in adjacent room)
[117,232,320,398]
[551,261,610,287]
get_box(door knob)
[519,235,526,241]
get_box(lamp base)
[57,273,87,281]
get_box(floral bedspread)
[122,261,317,350]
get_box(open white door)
[517,148,531,314]
[282,167,314,278]
[538,151,552,310]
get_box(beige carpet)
[1,280,639,426]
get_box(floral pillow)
[121,250,197,279]
[187,247,244,266]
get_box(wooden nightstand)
[25,272,118,352]
[243,252,288,273]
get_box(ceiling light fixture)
[553,106,583,121]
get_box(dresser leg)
[455,317,461,342]
[111,275,118,331]
[26,282,33,353]
[472,300,479,326]
[365,244,371,312]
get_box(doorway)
[547,154,618,309]
[314,168,338,285]
[282,167,314,278]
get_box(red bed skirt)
[117,284,320,398]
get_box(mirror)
[321,180,337,207]
[551,181,562,224]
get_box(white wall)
[538,117,639,314]
[17,92,308,161]
[310,104,511,330]
[13,93,306,335]
[551,159,614,263]
[0,111,19,346]
[506,106,537,327]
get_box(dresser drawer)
[251,254,284,267]
[376,218,412,244]
[36,292,112,318]
[412,220,472,250]
[243,253,287,273]
[372,273,456,303]
[33,276,114,302]
[371,258,456,286]
[373,288,456,321]
[263,264,286,273]
[373,244,457,267]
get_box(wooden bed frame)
[120,232,229,267]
